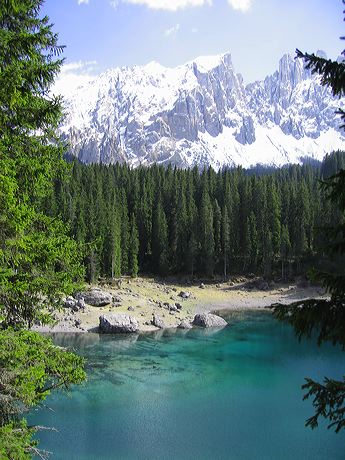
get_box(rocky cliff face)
[58,52,344,169]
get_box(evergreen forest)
[1,0,345,456]
[44,150,345,282]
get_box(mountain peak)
[142,60,166,74]
[59,51,344,169]
[190,52,232,72]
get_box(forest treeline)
[44,151,345,281]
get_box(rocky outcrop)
[178,320,193,329]
[78,288,112,307]
[64,296,85,311]
[178,291,191,299]
[58,52,344,169]
[99,313,139,333]
[151,314,166,329]
[193,313,228,328]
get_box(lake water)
[30,311,345,459]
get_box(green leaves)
[0,420,36,460]
[0,330,85,409]
[0,2,86,456]
[0,212,84,328]
[0,330,86,459]
[0,0,84,328]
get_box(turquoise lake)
[30,311,345,459]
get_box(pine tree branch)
[271,298,345,348]
[302,377,345,432]
[296,49,345,97]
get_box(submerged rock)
[78,288,112,307]
[193,313,228,328]
[99,313,139,333]
[178,320,192,329]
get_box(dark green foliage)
[0,1,86,456]
[280,224,291,279]
[273,165,345,431]
[0,330,86,423]
[0,0,84,327]
[152,198,170,275]
[198,189,215,276]
[0,330,86,458]
[0,420,36,460]
[273,10,345,432]
[48,154,344,280]
[274,295,345,434]
[129,213,139,277]
[221,204,230,277]
[302,377,345,433]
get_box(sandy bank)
[32,277,326,334]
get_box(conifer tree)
[0,0,85,454]
[273,7,345,431]
[129,213,139,277]
[199,189,215,276]
[213,199,222,272]
[152,198,170,275]
[238,179,251,271]
[221,203,230,277]
[0,0,85,327]
[137,179,153,269]
[248,211,259,271]
[280,224,291,280]
[109,207,122,279]
[267,179,281,258]
[120,191,130,275]
[185,173,198,276]
[175,179,189,272]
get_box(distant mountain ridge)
[58,51,345,169]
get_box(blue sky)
[43,0,343,83]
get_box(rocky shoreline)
[31,277,326,335]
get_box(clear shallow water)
[30,311,345,460]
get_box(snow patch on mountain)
[57,52,345,168]
[191,53,228,72]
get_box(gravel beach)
[32,277,326,334]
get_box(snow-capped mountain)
[57,52,345,169]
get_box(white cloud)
[227,0,252,12]
[164,23,180,37]
[61,60,98,74]
[110,0,119,8]
[53,61,98,98]
[78,0,90,4]
[191,27,198,33]
[123,0,212,11]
